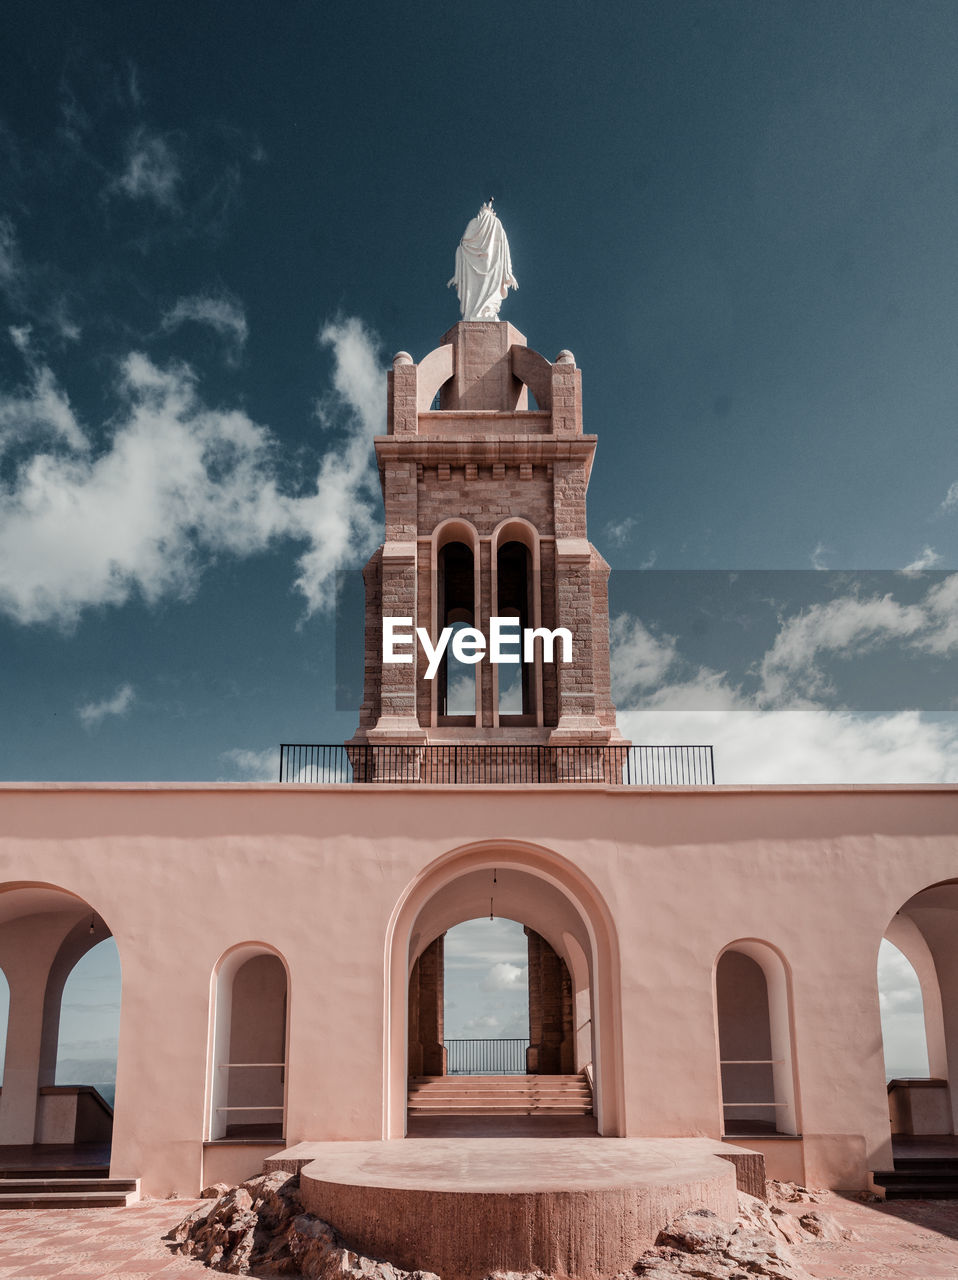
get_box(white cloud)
[114,128,180,208]
[758,593,927,704]
[161,293,248,363]
[0,327,86,455]
[0,353,289,625]
[810,541,830,570]
[0,316,386,627]
[290,317,385,613]
[604,516,636,548]
[918,572,958,655]
[610,615,679,704]
[0,216,21,294]
[219,747,278,781]
[621,703,958,785]
[480,961,527,992]
[939,482,958,514]
[77,683,135,728]
[611,586,958,783]
[903,545,943,573]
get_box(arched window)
[438,540,477,720]
[715,942,797,1136]
[209,946,288,1141]
[491,520,543,726]
[496,541,533,719]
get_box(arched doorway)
[385,842,623,1138]
[0,882,119,1168]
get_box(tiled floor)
[0,1199,218,1280]
[787,1194,958,1279]
[2,1192,958,1279]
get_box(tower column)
[369,542,425,744]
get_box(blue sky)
[1,0,958,783]
[2,0,957,1079]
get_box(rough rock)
[169,1173,302,1274]
[766,1179,829,1205]
[480,1273,554,1280]
[796,1209,854,1242]
[737,1192,856,1246]
[631,1206,814,1279]
[202,1181,233,1199]
[169,1173,438,1279]
[288,1215,439,1280]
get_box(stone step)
[409,1096,591,1107]
[0,1177,140,1209]
[408,1092,590,1103]
[409,1085,590,1095]
[872,1170,958,1200]
[893,1158,958,1174]
[410,1075,585,1085]
[0,1177,138,1208]
[408,1105,591,1116]
[407,1075,586,1116]
[0,1176,138,1195]
[408,1083,591,1093]
[408,1071,593,1117]
[410,1100,592,1108]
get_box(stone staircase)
[0,1169,140,1209]
[408,1072,593,1117]
[872,1154,958,1200]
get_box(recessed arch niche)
[207,942,290,1141]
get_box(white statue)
[448,201,518,321]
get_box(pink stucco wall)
[1,780,956,1195]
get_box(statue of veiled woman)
[448,202,518,321]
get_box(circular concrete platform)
[299,1137,739,1280]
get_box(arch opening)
[208,944,289,1142]
[387,844,622,1138]
[55,938,120,1108]
[442,917,530,1076]
[0,882,119,1157]
[880,886,957,1141]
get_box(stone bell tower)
[351,320,624,749]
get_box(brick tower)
[351,321,624,754]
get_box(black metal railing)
[445,1038,530,1075]
[278,743,714,785]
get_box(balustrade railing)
[279,743,714,785]
[445,1038,531,1075]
